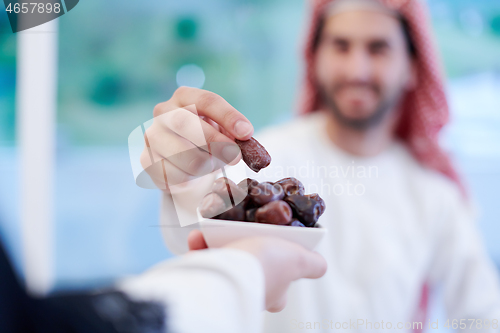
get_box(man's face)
[314,10,415,130]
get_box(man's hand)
[187,230,328,313]
[141,87,254,191]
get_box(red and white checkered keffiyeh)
[299,0,465,195]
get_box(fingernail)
[234,120,253,138]
[221,144,240,163]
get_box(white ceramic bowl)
[199,219,327,251]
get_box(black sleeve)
[0,238,169,333]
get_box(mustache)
[331,81,381,95]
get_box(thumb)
[295,250,328,280]
[187,229,208,251]
[266,292,288,313]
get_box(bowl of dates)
[197,176,327,251]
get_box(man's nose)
[343,48,371,81]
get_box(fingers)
[155,107,232,151]
[200,116,220,132]
[145,130,214,179]
[294,250,328,280]
[171,87,254,140]
[258,237,327,281]
[163,111,241,165]
[187,230,208,251]
[147,109,242,173]
[266,293,288,313]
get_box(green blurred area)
[54,0,305,145]
[0,0,499,146]
[429,0,500,77]
[0,10,16,145]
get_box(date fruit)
[212,177,247,205]
[250,182,285,206]
[237,178,260,193]
[200,177,325,228]
[306,193,325,215]
[288,220,306,228]
[199,193,227,218]
[274,177,305,196]
[284,194,322,227]
[235,137,271,173]
[245,207,257,222]
[255,200,293,225]
[215,204,246,221]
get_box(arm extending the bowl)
[118,247,265,333]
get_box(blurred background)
[0,0,499,325]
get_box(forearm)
[117,248,265,333]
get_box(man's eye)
[369,43,389,54]
[333,41,349,52]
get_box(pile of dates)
[199,177,325,228]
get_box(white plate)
[199,219,327,251]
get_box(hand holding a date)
[141,86,259,191]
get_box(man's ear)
[405,59,418,91]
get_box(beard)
[317,81,404,131]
